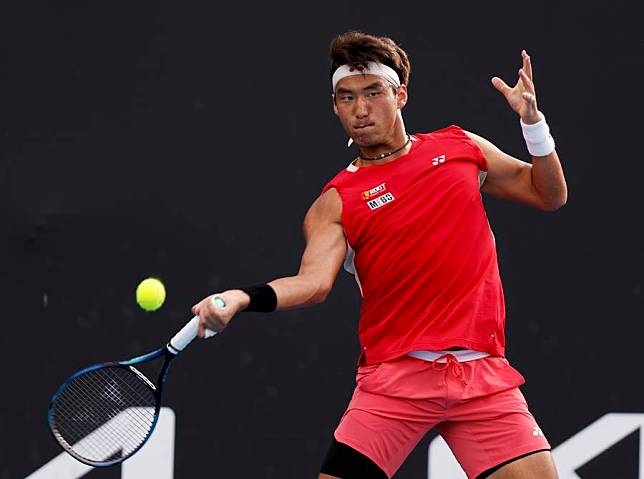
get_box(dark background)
[2,1,643,477]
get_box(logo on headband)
[332,62,401,91]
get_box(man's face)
[333,74,407,147]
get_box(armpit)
[478,170,487,188]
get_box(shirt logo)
[432,154,446,166]
[362,182,387,200]
[367,192,395,210]
[532,426,543,437]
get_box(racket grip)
[168,297,222,352]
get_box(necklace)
[358,134,411,161]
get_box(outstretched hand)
[491,50,542,125]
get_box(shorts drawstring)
[431,353,469,386]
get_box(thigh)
[334,392,438,478]
[437,387,551,479]
[333,357,446,478]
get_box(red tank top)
[322,125,506,365]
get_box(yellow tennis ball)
[136,277,166,312]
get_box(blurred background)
[2,0,643,477]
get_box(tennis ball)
[136,277,166,312]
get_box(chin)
[352,130,381,147]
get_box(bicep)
[298,189,347,289]
[465,130,544,209]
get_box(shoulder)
[413,126,488,171]
[306,187,342,229]
[459,130,504,160]
[414,125,487,158]
[412,124,469,142]
[461,129,490,148]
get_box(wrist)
[235,284,278,312]
[520,111,543,125]
[520,112,556,157]
[227,289,251,310]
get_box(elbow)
[312,281,333,304]
[539,193,568,212]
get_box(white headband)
[332,62,401,91]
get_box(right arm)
[193,188,346,336]
[268,187,346,309]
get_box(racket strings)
[53,372,153,459]
[55,377,149,457]
[70,368,155,443]
[58,371,150,448]
[53,367,156,459]
[49,365,158,464]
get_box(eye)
[338,95,353,102]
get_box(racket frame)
[48,296,222,467]
[47,345,178,468]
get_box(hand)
[191,289,250,337]
[491,50,542,124]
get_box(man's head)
[329,31,411,87]
[329,32,411,149]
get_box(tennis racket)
[47,295,225,467]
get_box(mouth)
[354,123,375,131]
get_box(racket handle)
[168,296,224,353]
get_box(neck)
[355,129,410,167]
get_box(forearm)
[267,274,330,310]
[530,149,567,210]
[220,273,326,315]
[196,274,330,334]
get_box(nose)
[354,95,368,118]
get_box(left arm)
[467,50,567,211]
[463,131,567,211]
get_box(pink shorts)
[334,354,550,478]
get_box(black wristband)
[238,284,277,312]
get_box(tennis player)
[193,31,566,479]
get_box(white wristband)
[520,112,556,157]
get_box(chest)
[340,156,481,241]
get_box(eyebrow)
[362,81,385,90]
[336,81,386,95]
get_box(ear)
[396,85,408,110]
[332,94,339,116]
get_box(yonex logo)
[532,426,543,437]
[349,65,366,72]
[432,154,446,166]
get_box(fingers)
[192,294,230,336]
[197,320,205,339]
[522,92,538,109]
[491,76,511,96]
[494,51,535,96]
[194,299,205,338]
[522,50,533,82]
[519,68,535,94]
[522,91,536,102]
